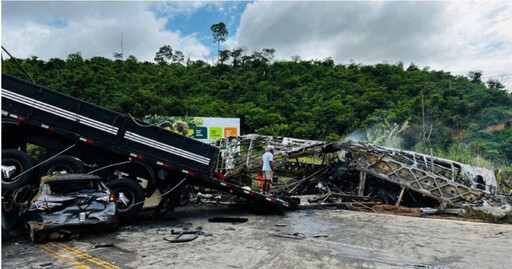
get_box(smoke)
[344,120,411,149]
[345,129,367,143]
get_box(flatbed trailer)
[1,74,294,219]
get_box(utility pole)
[120,32,124,60]
[421,88,425,139]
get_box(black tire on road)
[107,178,145,222]
[39,155,86,177]
[1,149,35,191]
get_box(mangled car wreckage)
[19,174,117,243]
[212,135,511,216]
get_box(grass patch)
[464,209,512,224]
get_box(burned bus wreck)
[213,135,511,216]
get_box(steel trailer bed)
[1,73,293,209]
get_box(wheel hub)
[1,158,22,183]
[118,192,130,207]
[1,165,17,179]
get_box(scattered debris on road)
[94,243,115,248]
[163,229,204,243]
[313,234,329,238]
[208,217,248,223]
[271,232,306,240]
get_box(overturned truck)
[1,74,294,227]
[215,135,511,216]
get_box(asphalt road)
[2,205,511,269]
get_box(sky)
[1,1,511,88]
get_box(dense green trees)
[2,48,512,167]
[154,45,184,64]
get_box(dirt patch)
[372,204,421,215]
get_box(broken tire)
[39,155,85,176]
[107,178,144,222]
[1,149,35,191]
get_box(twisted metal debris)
[213,135,511,215]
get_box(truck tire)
[2,149,35,191]
[2,190,20,216]
[107,178,145,222]
[39,155,86,176]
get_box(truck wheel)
[2,149,35,191]
[39,155,85,176]
[2,191,20,216]
[107,179,144,222]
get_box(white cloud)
[1,2,210,61]
[233,1,512,81]
[148,1,208,20]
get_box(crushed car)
[18,174,118,243]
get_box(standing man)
[262,146,274,195]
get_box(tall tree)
[172,50,185,64]
[210,22,229,63]
[154,45,173,64]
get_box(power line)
[1,46,36,84]
[482,73,512,79]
